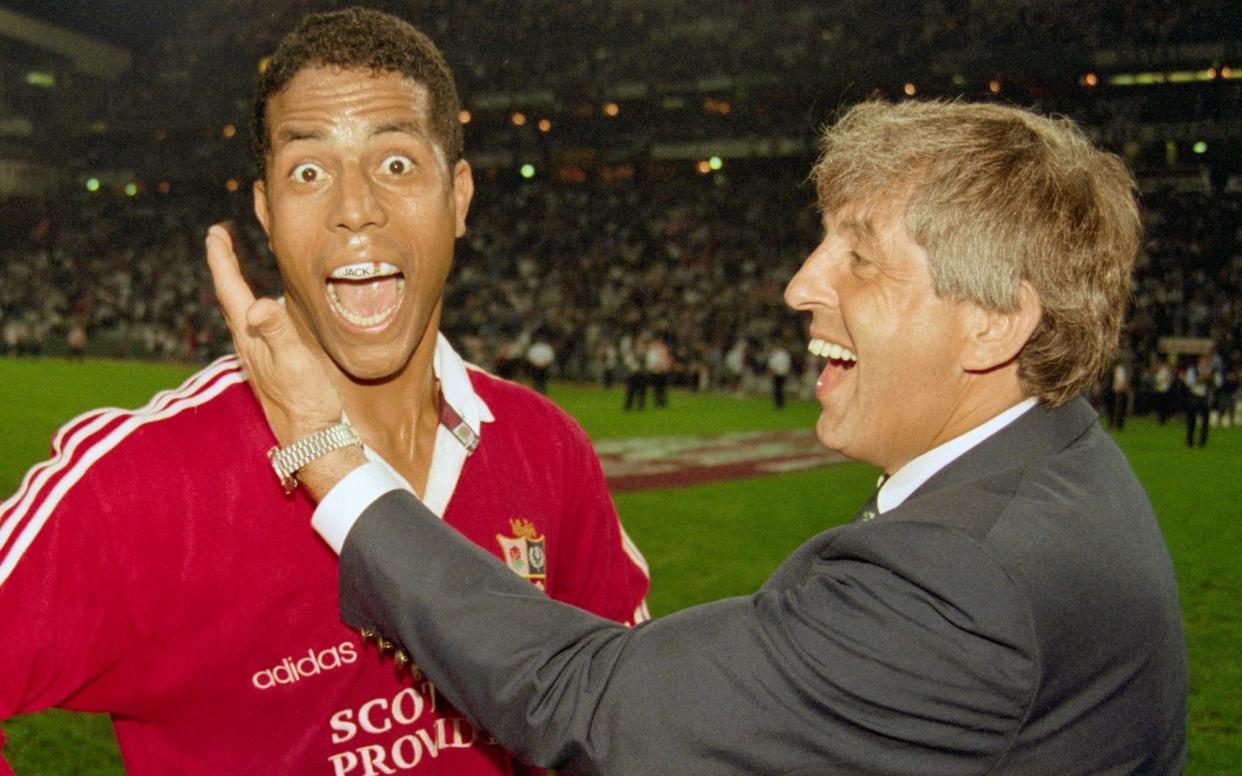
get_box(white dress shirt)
[876,398,1037,514]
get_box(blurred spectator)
[1107,355,1133,430]
[766,341,792,410]
[620,332,647,411]
[1184,355,1214,447]
[645,332,674,409]
[526,332,556,394]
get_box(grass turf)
[1,358,1237,773]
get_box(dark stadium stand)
[1,0,1238,411]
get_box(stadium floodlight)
[25,71,55,88]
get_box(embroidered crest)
[496,518,547,590]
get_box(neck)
[326,329,441,494]
[886,369,1029,475]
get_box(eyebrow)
[371,120,429,140]
[835,214,878,245]
[271,121,431,151]
[272,126,324,149]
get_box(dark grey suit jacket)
[339,397,1187,775]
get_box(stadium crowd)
[3,171,1239,421]
[3,0,1238,422]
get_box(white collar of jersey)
[434,331,495,442]
[342,333,493,515]
[339,333,492,452]
[876,397,1038,514]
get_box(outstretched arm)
[205,224,1030,775]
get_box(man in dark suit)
[208,100,1187,774]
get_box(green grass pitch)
[1,358,1238,773]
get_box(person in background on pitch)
[765,339,792,409]
[1183,353,1214,446]
[619,330,647,410]
[524,330,555,394]
[0,8,647,775]
[212,100,1186,774]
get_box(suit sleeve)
[340,491,1039,776]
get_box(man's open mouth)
[808,337,857,396]
[325,261,405,328]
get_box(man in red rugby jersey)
[0,9,647,775]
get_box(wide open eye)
[378,154,414,176]
[290,162,327,183]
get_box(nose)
[332,162,385,232]
[784,239,838,312]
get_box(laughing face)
[784,199,979,473]
[254,66,473,383]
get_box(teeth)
[326,277,405,327]
[807,338,857,362]
[330,261,401,280]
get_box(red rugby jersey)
[0,343,648,775]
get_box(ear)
[961,280,1041,372]
[450,159,475,238]
[253,178,272,237]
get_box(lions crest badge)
[496,518,547,590]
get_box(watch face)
[268,445,297,494]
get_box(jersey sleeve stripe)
[50,356,241,453]
[617,523,650,577]
[632,601,651,625]
[0,411,132,546]
[1,357,242,532]
[0,359,246,587]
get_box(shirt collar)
[433,331,494,440]
[876,397,1038,514]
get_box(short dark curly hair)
[251,7,463,179]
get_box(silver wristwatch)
[268,422,363,494]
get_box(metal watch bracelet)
[268,422,363,494]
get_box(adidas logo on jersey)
[252,641,358,689]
